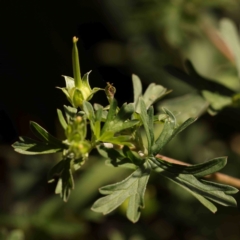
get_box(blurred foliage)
[2,0,240,239]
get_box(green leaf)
[113,120,139,133]
[199,179,239,194]
[159,93,209,124]
[107,120,139,134]
[63,105,77,123]
[168,117,196,141]
[115,103,135,122]
[164,60,235,96]
[132,74,168,113]
[122,146,144,166]
[152,108,176,155]
[94,104,108,120]
[107,120,139,133]
[99,131,133,146]
[202,90,232,115]
[93,107,103,138]
[57,109,67,130]
[94,120,101,139]
[101,99,118,133]
[97,145,136,169]
[95,106,103,121]
[83,101,95,121]
[149,157,238,212]
[100,100,138,136]
[92,167,150,223]
[171,176,218,213]
[132,74,142,111]
[176,174,237,209]
[94,103,103,110]
[143,83,167,109]
[12,137,62,155]
[185,60,236,96]
[83,101,96,135]
[153,156,227,177]
[55,158,74,202]
[220,18,240,78]
[148,106,154,148]
[30,121,63,147]
[139,98,152,154]
[48,160,65,183]
[99,131,114,141]
[152,110,195,155]
[107,136,132,145]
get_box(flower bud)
[105,82,116,103]
[58,37,102,108]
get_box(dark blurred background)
[1,0,240,239]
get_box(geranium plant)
[12,36,238,223]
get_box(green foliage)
[164,18,240,116]
[220,18,240,79]
[149,157,237,213]
[93,103,236,222]
[164,60,235,115]
[0,229,25,240]
[92,167,150,223]
[12,121,65,155]
[12,35,239,223]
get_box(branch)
[156,154,240,189]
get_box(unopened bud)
[105,82,116,102]
[76,116,82,123]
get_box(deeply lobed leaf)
[139,98,153,154]
[54,158,75,202]
[152,111,195,155]
[149,157,238,212]
[30,121,64,147]
[92,167,150,223]
[57,109,68,130]
[132,74,168,113]
[154,156,227,177]
[12,137,63,155]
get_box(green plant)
[12,36,238,223]
[164,18,240,116]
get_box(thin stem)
[156,154,240,189]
